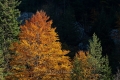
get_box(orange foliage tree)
[71,51,98,80]
[6,10,72,80]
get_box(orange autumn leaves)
[71,51,94,80]
[7,11,71,80]
[76,51,92,79]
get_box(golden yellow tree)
[71,51,99,80]
[6,10,72,80]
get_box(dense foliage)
[0,0,21,79]
[71,34,112,80]
[88,33,113,80]
[71,51,93,80]
[6,11,72,79]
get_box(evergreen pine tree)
[88,33,113,80]
[0,0,21,79]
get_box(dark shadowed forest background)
[18,0,120,74]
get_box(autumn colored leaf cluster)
[6,10,72,80]
[71,51,96,80]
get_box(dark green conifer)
[0,0,21,79]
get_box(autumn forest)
[0,0,120,80]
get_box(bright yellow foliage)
[7,10,72,80]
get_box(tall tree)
[0,0,21,79]
[6,10,72,80]
[88,33,113,80]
